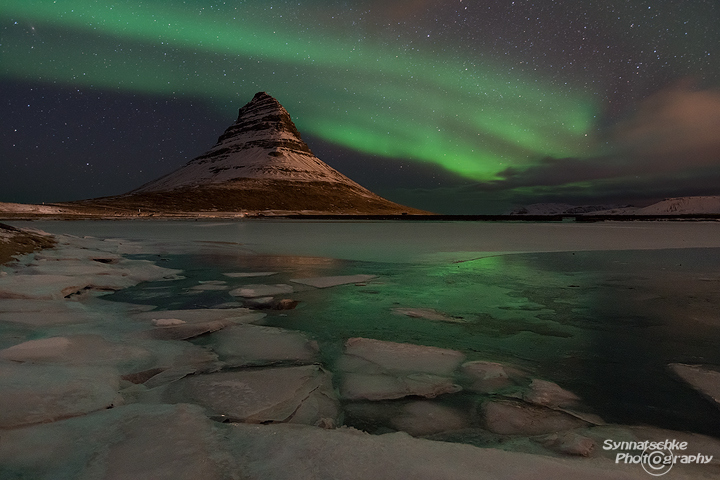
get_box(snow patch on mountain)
[635,196,720,215]
[133,92,369,194]
[509,203,626,215]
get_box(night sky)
[2,1,719,214]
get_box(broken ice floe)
[208,324,318,367]
[341,337,465,376]
[481,399,590,435]
[337,338,464,401]
[228,284,294,298]
[346,400,469,437]
[1,405,709,479]
[223,271,278,278]
[132,307,266,325]
[0,403,236,479]
[187,281,229,292]
[392,402,469,437]
[135,308,268,343]
[0,242,182,299]
[523,378,581,409]
[392,307,465,323]
[0,362,121,428]
[0,299,105,326]
[0,274,98,300]
[670,363,720,408]
[146,320,233,341]
[290,274,377,288]
[0,335,152,372]
[164,364,339,426]
[341,372,461,401]
[224,422,665,480]
[241,296,299,310]
[534,432,596,457]
[152,318,186,326]
[460,360,525,394]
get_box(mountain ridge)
[510,196,720,216]
[132,92,365,193]
[60,92,429,216]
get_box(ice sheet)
[223,271,278,278]
[460,360,522,394]
[0,403,237,479]
[337,338,464,401]
[0,362,120,428]
[164,365,339,426]
[0,299,106,326]
[340,337,465,376]
[0,335,152,372]
[481,400,589,435]
[225,423,666,480]
[208,324,319,367]
[670,363,720,408]
[11,220,720,264]
[228,284,294,298]
[290,274,377,288]
[132,308,266,325]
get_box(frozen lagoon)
[2,219,720,479]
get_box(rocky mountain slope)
[72,92,426,215]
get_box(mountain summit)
[75,92,427,215]
[134,92,362,192]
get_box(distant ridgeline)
[510,196,720,217]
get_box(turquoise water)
[105,246,720,438]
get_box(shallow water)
[10,219,720,438]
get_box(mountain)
[510,196,720,216]
[509,203,630,215]
[73,92,427,216]
[633,196,720,215]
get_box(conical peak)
[215,91,305,148]
[236,92,285,122]
[131,91,364,193]
[252,91,274,102]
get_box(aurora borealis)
[2,0,719,213]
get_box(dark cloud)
[469,83,720,207]
[474,156,624,190]
[611,82,720,168]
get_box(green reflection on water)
[103,247,720,437]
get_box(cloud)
[472,83,720,196]
[612,82,720,167]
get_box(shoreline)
[0,223,56,265]
[3,212,720,222]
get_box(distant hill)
[510,196,720,216]
[633,196,720,215]
[509,203,624,215]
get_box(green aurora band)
[1,0,599,181]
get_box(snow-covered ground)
[512,195,720,215]
[0,202,76,214]
[635,196,720,215]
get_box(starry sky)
[2,0,719,214]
